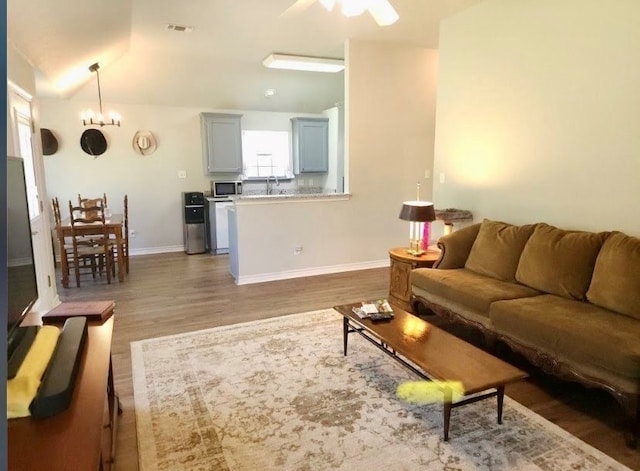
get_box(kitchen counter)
[233,188,350,203]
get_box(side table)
[388,247,440,312]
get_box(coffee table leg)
[497,385,505,424]
[443,387,453,441]
[343,317,349,356]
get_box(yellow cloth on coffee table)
[7,325,61,419]
[397,380,465,405]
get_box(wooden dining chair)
[78,193,108,219]
[68,200,115,287]
[108,194,130,275]
[51,197,62,225]
[51,197,72,274]
[51,196,82,268]
[78,193,108,207]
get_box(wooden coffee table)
[334,302,528,441]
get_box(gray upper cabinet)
[201,113,243,174]
[292,117,329,174]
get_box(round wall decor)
[41,128,59,155]
[80,129,107,156]
[132,130,157,155]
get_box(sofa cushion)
[587,232,640,320]
[464,219,536,282]
[434,223,481,269]
[515,224,608,300]
[411,267,541,317]
[490,295,640,379]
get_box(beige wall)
[40,100,326,254]
[433,0,640,236]
[234,41,439,281]
[38,41,439,281]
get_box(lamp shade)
[399,201,436,222]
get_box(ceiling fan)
[282,0,399,26]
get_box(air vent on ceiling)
[166,24,193,33]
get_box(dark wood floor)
[55,252,639,470]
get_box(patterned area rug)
[131,309,629,471]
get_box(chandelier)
[81,63,121,127]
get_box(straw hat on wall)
[132,130,157,155]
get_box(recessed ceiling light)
[166,24,194,33]
[263,54,344,73]
[265,89,277,98]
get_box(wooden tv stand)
[8,316,120,471]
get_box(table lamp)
[399,186,436,256]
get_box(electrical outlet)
[130,229,137,238]
[178,170,187,179]
[294,245,303,255]
[424,169,431,179]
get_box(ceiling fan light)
[263,54,344,73]
[367,0,399,26]
[341,0,367,17]
[318,0,337,12]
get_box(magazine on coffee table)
[352,299,394,320]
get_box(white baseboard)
[129,245,185,256]
[124,248,389,285]
[236,259,390,285]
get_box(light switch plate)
[178,170,187,179]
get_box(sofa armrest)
[434,223,481,269]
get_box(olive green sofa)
[410,219,640,446]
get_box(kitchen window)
[241,130,293,179]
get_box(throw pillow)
[587,232,640,320]
[515,223,608,300]
[465,219,536,282]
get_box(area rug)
[131,309,629,471]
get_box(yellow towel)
[397,380,465,405]
[7,325,61,419]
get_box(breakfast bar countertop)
[234,190,350,203]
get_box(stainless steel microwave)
[212,180,242,198]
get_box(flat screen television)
[6,156,39,347]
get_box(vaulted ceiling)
[8,0,484,112]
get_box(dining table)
[56,213,126,288]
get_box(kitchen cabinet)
[291,117,329,174]
[201,113,243,174]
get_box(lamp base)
[406,239,425,256]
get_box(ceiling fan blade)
[367,0,399,26]
[281,0,318,17]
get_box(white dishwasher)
[213,200,233,254]
[205,197,233,255]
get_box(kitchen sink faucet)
[266,175,279,195]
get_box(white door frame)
[7,82,60,314]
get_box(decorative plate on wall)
[80,129,107,157]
